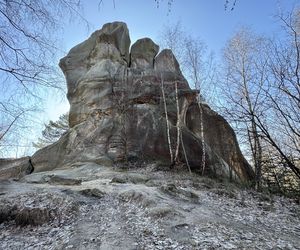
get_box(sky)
[28,0,300,156]
[62,0,299,53]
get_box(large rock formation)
[2,22,254,182]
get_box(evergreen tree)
[33,113,69,149]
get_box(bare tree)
[159,22,216,174]
[159,22,216,98]
[221,28,268,189]
[154,0,174,12]
[247,8,300,185]
[160,73,192,173]
[224,0,238,11]
[183,35,209,175]
[159,22,186,68]
[221,12,300,191]
[160,74,174,164]
[0,0,88,156]
[262,8,300,179]
[0,0,87,89]
[0,94,37,156]
[174,81,181,163]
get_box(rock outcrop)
[1,164,299,249]
[1,22,254,182]
[0,157,33,180]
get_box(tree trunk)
[174,81,181,163]
[160,74,174,164]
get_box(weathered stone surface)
[42,175,82,186]
[79,188,106,198]
[0,157,33,180]
[130,38,159,69]
[186,103,254,181]
[59,21,130,103]
[154,49,184,80]
[0,22,254,183]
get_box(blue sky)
[62,0,299,55]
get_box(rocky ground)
[0,162,299,250]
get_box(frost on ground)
[0,163,299,250]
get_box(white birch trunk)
[174,81,181,163]
[160,74,174,164]
[197,97,206,175]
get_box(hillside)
[0,163,299,249]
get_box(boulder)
[0,157,33,180]
[0,22,254,183]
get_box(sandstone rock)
[0,22,254,183]
[43,175,82,186]
[147,206,178,218]
[154,49,184,80]
[111,173,150,184]
[59,21,130,102]
[118,189,156,207]
[79,188,106,198]
[160,183,199,202]
[186,103,253,181]
[0,157,33,180]
[130,38,159,69]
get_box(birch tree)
[258,8,300,180]
[159,22,216,174]
[221,28,268,189]
[160,75,174,164]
